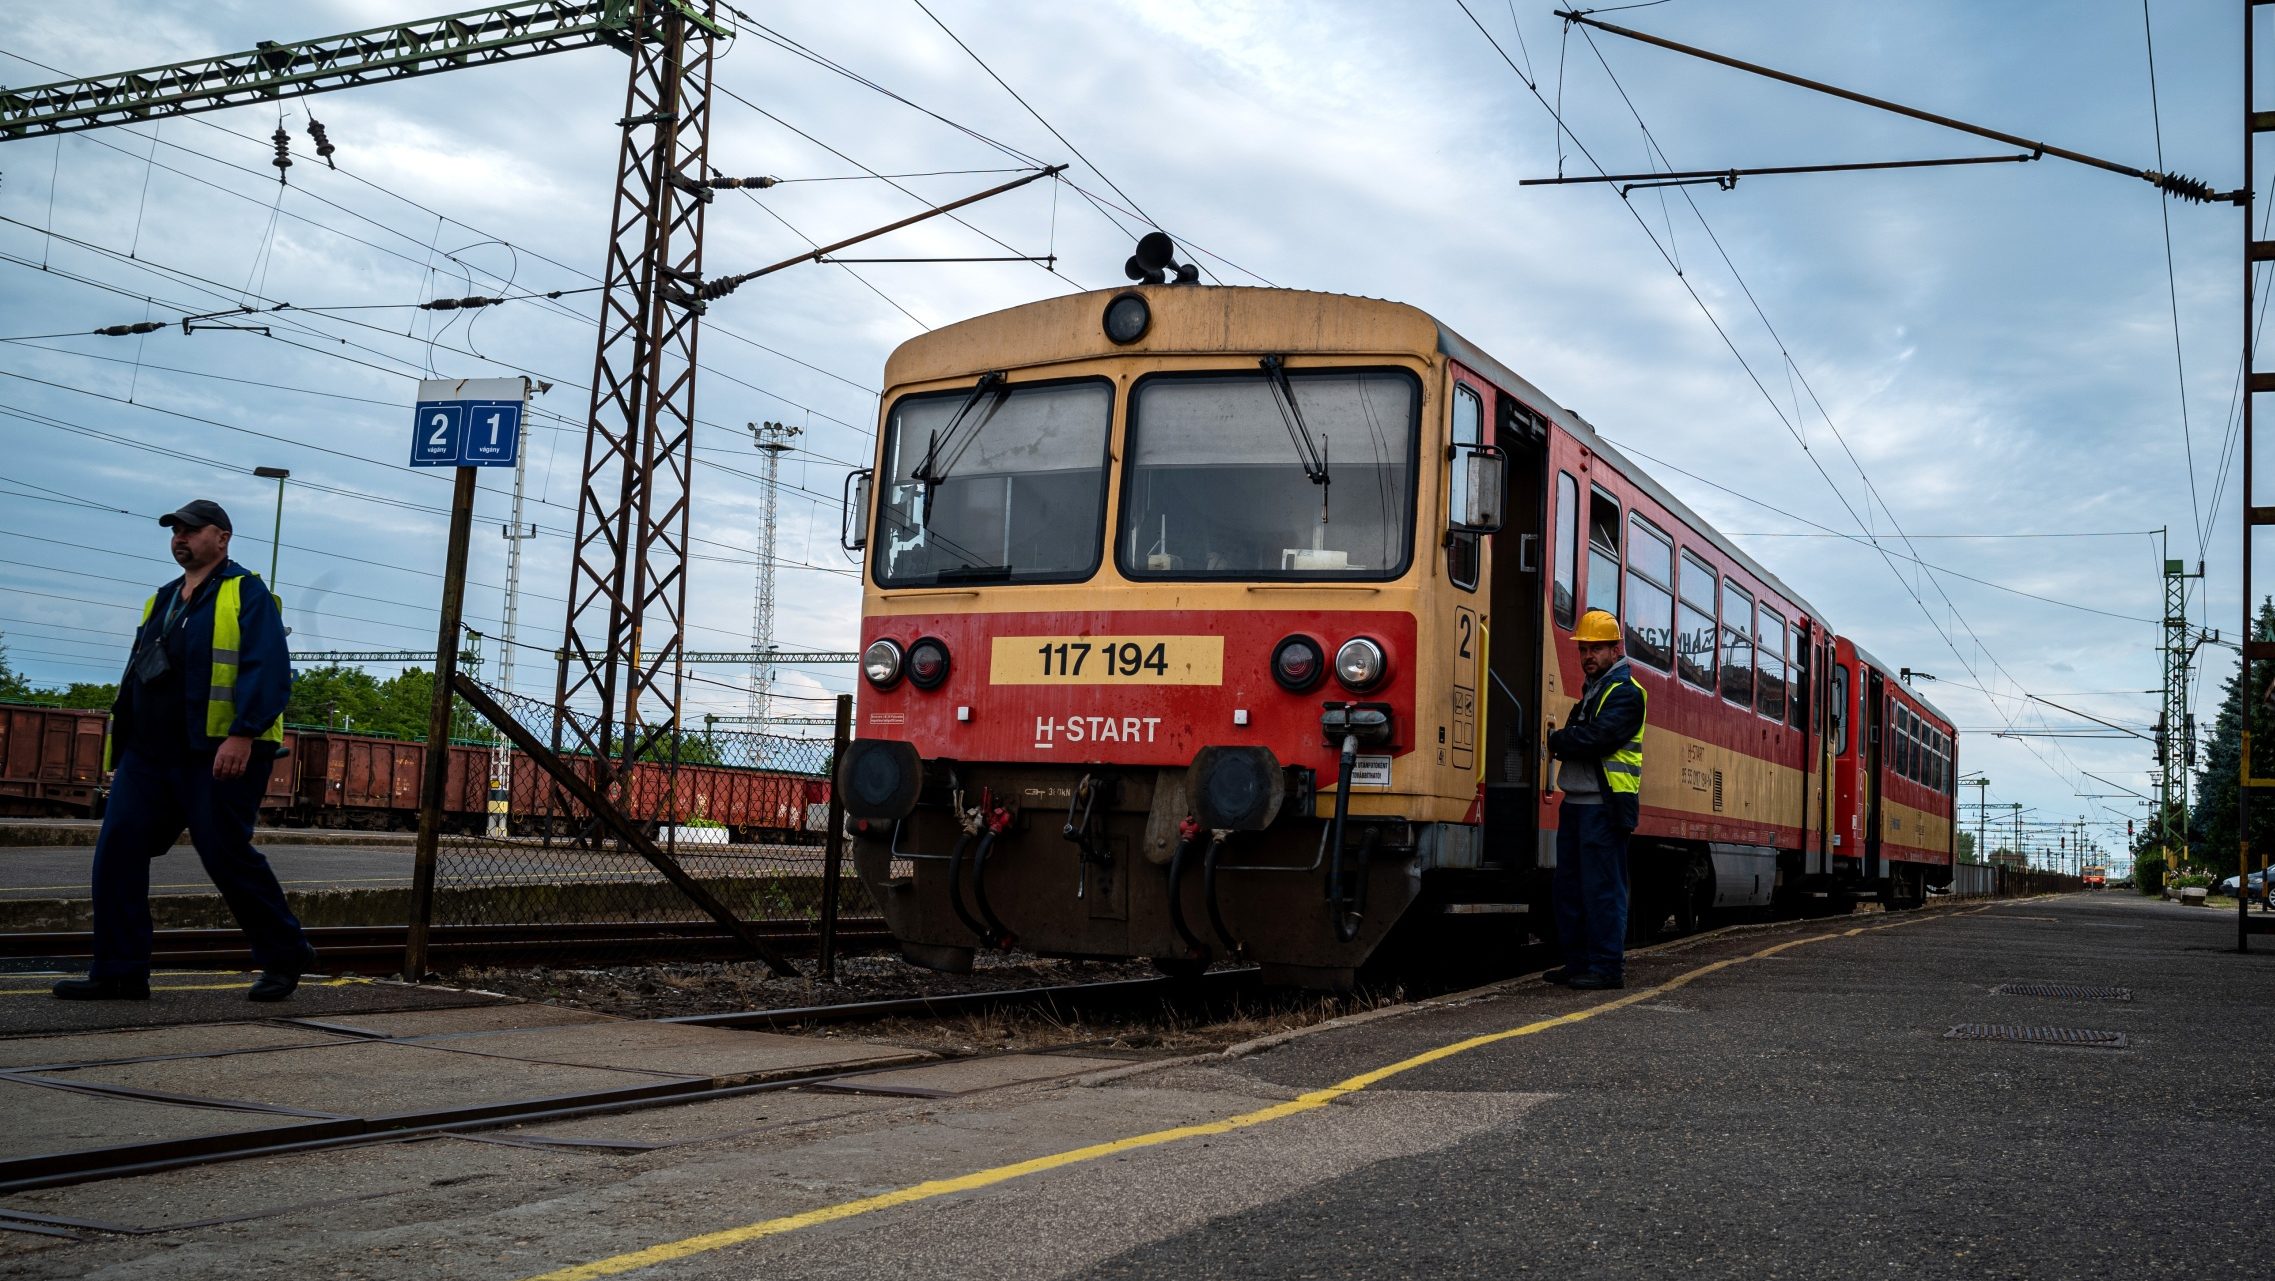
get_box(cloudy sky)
[0,2,2251,867]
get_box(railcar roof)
[1848,641,1957,727]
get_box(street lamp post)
[253,466,290,587]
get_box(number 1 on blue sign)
[484,412,502,446]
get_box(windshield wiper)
[1260,354,1330,521]
[910,370,1008,524]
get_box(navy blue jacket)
[1547,658,1647,831]
[112,561,292,754]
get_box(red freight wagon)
[0,704,108,818]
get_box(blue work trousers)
[1553,801,1630,980]
[90,751,310,979]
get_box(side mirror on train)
[841,469,873,552]
[1448,443,1505,535]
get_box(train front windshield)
[875,379,1114,586]
[1118,369,1418,580]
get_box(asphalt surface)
[2,892,2263,1278]
[1066,893,2274,1281]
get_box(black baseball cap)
[158,500,232,532]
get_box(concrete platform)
[41,1038,687,1115]
[2,892,2267,1279]
[0,973,508,1036]
[418,1021,925,1083]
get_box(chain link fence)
[409,677,863,969]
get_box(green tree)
[2190,598,2275,879]
[285,664,387,731]
[0,635,29,701]
[1955,830,1976,862]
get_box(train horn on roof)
[1124,231,1201,285]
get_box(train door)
[1863,667,1887,882]
[1482,394,1548,869]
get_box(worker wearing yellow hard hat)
[1545,607,1647,990]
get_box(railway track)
[0,967,1260,1196]
[0,920,894,974]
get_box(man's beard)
[172,545,195,565]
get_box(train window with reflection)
[1897,709,1916,781]
[1756,608,1789,723]
[1720,582,1755,708]
[875,378,1114,587]
[1554,472,1579,626]
[1832,663,1850,755]
[1676,549,1716,690]
[1587,488,1621,617]
[1791,637,1813,730]
[1623,514,1674,670]
[1448,384,1483,592]
[1118,369,1418,581]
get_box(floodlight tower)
[748,420,801,723]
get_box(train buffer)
[0,890,2264,1275]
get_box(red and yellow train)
[835,270,1957,986]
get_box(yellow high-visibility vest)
[130,574,287,745]
[1593,671,1647,796]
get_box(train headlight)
[1334,637,1387,691]
[1103,291,1150,344]
[836,739,922,821]
[862,638,905,689]
[1271,635,1325,692]
[906,637,951,689]
[1188,746,1286,831]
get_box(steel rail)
[0,920,890,973]
[666,967,1261,1030]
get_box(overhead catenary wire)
[1461,3,2112,811]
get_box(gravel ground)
[446,951,1406,1057]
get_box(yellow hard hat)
[1573,609,1622,643]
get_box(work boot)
[1541,967,1577,985]
[52,975,151,1001]
[1566,973,1625,991]
[248,946,318,1002]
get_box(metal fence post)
[817,693,853,980]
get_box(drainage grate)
[1991,982,2133,1002]
[1944,1024,2128,1048]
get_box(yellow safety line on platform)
[522,906,1981,1281]
[0,977,367,997]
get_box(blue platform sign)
[411,377,527,468]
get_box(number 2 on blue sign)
[429,413,451,449]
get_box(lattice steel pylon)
[551,0,724,801]
[2160,543,2198,873]
[748,420,802,721]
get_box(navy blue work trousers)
[90,751,310,979]
[1553,801,1630,980]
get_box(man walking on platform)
[53,500,314,1002]
[1544,608,1647,991]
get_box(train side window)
[1623,514,1674,670]
[1448,384,1483,592]
[1756,608,1789,723]
[1899,709,1916,781]
[1831,663,1850,756]
[1676,550,1717,691]
[1720,581,1755,708]
[1554,471,1579,627]
[1791,636,1813,730]
[1586,487,1622,618]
